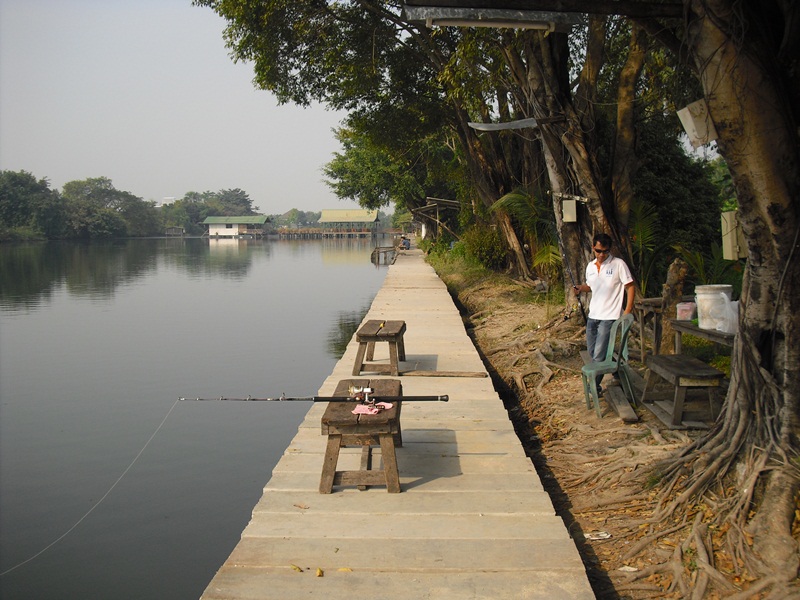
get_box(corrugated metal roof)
[202,216,268,225]
[318,209,378,223]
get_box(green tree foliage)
[266,209,320,229]
[1,172,162,240]
[160,189,258,234]
[1,170,263,240]
[630,115,722,290]
[461,224,507,270]
[491,188,561,281]
[0,170,65,239]
[323,125,460,214]
[324,128,423,209]
[707,156,737,211]
[60,177,161,238]
[391,204,413,230]
[215,188,257,215]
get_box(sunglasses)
[593,247,610,255]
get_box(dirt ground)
[438,272,741,600]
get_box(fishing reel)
[348,386,373,403]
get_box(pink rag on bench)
[351,402,393,415]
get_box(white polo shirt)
[585,255,633,320]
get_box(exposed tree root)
[441,269,800,598]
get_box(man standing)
[572,233,635,390]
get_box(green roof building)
[203,216,269,238]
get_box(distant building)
[165,226,184,237]
[318,209,379,233]
[203,216,269,238]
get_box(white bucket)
[695,285,733,331]
[676,301,696,320]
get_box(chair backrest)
[602,313,634,365]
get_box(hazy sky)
[0,0,359,214]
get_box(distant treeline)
[0,170,384,241]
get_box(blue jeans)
[586,318,614,386]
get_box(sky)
[0,0,359,214]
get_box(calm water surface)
[0,237,389,599]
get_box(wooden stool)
[319,378,402,493]
[352,320,406,376]
[642,355,725,428]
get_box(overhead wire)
[0,397,181,577]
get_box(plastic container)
[695,285,733,331]
[676,301,696,320]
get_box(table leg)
[319,434,342,493]
[641,369,657,404]
[379,433,401,493]
[671,386,688,427]
[389,342,400,376]
[352,342,368,376]
[638,311,647,364]
[358,445,372,491]
[707,388,719,421]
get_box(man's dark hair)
[593,233,613,248]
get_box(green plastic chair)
[581,313,636,418]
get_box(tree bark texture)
[659,257,689,355]
[611,23,648,248]
[681,0,800,578]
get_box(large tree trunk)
[452,109,534,279]
[611,23,648,263]
[508,26,613,295]
[677,0,800,578]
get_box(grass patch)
[425,245,565,318]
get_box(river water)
[0,237,390,599]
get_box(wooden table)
[639,320,733,428]
[634,298,665,362]
[352,319,406,376]
[670,319,735,353]
[319,378,402,493]
[642,355,725,428]
[634,297,696,362]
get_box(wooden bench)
[642,355,725,429]
[352,320,406,376]
[319,378,402,494]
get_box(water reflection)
[0,239,278,311]
[0,237,389,600]
[327,306,372,357]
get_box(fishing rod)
[178,394,448,403]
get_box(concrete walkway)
[201,250,594,599]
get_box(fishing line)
[0,397,181,577]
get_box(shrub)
[461,225,507,270]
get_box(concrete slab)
[224,537,583,571]
[263,471,546,493]
[241,512,570,540]
[250,489,554,515]
[273,451,538,475]
[203,570,594,600]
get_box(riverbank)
[427,254,717,599]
